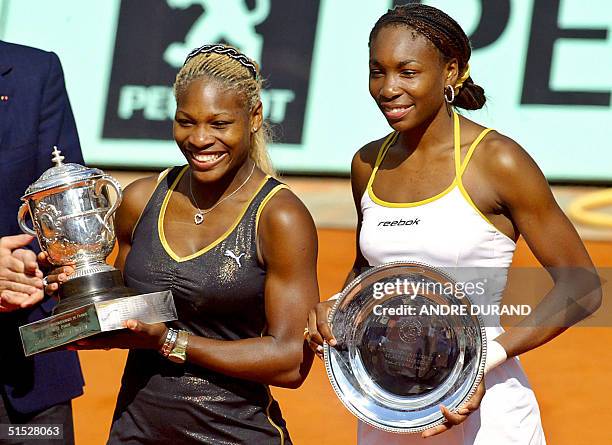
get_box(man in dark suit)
[0,40,85,444]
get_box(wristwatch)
[159,328,178,358]
[168,330,189,364]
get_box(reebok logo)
[378,218,420,227]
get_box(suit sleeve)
[36,51,84,170]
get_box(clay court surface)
[71,228,612,444]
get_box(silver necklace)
[188,163,256,225]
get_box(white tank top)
[360,113,516,306]
[356,114,545,445]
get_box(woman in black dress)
[47,44,319,444]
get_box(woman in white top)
[307,4,600,444]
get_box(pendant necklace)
[188,163,256,225]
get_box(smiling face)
[369,25,455,132]
[173,77,262,182]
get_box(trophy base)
[19,290,177,356]
[55,269,133,314]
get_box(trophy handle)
[95,176,123,231]
[17,203,37,236]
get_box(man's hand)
[0,234,45,312]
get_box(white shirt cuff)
[484,339,507,374]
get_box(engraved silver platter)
[323,262,486,434]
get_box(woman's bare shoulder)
[115,173,164,239]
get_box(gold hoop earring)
[444,85,455,104]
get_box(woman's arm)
[183,189,319,388]
[343,141,381,285]
[480,137,602,359]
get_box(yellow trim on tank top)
[366,131,398,192]
[366,112,498,224]
[454,114,515,244]
[156,167,172,185]
[368,178,458,208]
[264,385,285,445]
[366,129,458,208]
[451,111,502,231]
[456,125,495,226]
[255,184,290,234]
[457,126,492,177]
[158,165,270,262]
[130,167,173,243]
[257,327,286,445]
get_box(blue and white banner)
[1,0,611,180]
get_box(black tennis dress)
[107,166,292,445]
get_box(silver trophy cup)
[16,147,177,356]
[17,147,130,313]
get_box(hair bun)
[455,77,486,110]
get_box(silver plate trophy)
[324,262,486,434]
[16,147,177,356]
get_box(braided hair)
[369,4,486,110]
[173,46,275,176]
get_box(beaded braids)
[173,44,275,176]
[369,4,486,110]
